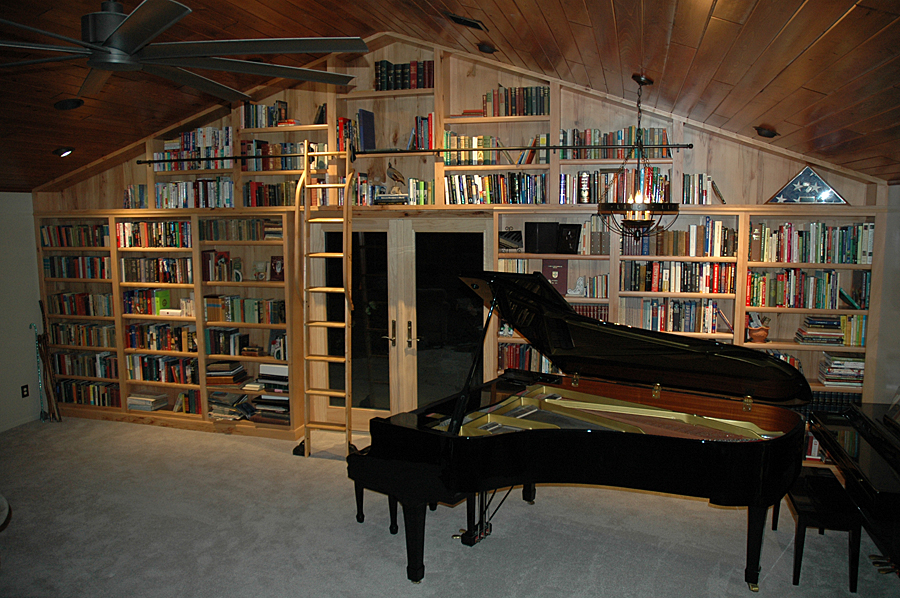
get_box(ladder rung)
[307,252,344,258]
[308,217,345,223]
[306,421,348,432]
[306,286,346,294]
[308,183,345,189]
[308,151,347,157]
[306,388,346,398]
[305,354,346,363]
[306,321,346,328]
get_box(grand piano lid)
[463,271,812,405]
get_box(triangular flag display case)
[766,166,848,204]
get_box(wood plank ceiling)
[1,0,899,193]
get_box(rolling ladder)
[294,139,355,456]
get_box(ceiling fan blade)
[142,63,250,102]
[139,37,368,60]
[141,57,355,86]
[0,17,109,53]
[0,54,87,69]
[78,68,113,97]
[0,40,92,54]
[104,0,192,54]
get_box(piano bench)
[772,467,862,593]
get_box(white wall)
[0,192,43,432]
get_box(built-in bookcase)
[31,33,892,441]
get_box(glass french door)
[345,218,488,420]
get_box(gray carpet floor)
[0,417,897,598]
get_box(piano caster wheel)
[389,524,399,534]
[747,583,759,592]
[527,501,535,505]
[356,514,364,523]
[452,529,466,540]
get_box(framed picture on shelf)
[270,256,285,281]
[252,261,269,281]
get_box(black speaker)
[525,222,558,253]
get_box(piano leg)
[354,481,365,523]
[401,501,427,583]
[744,505,767,592]
[389,495,399,534]
[522,482,536,504]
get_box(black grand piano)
[347,271,811,590]
[809,400,900,574]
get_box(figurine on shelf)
[567,276,586,297]
[386,162,406,193]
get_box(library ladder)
[295,140,355,456]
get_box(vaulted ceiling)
[2,0,899,193]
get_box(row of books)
[441,132,550,166]
[621,219,738,258]
[443,172,548,205]
[558,127,670,160]
[46,292,114,317]
[795,315,867,347]
[173,390,202,414]
[155,177,235,209]
[239,99,289,129]
[125,354,198,384]
[43,255,111,280]
[56,380,120,407]
[115,220,192,248]
[153,126,234,171]
[748,221,874,265]
[122,288,174,316]
[197,218,283,242]
[745,268,855,309]
[205,361,248,385]
[497,343,560,374]
[560,166,670,205]
[792,390,860,422]
[374,59,435,91]
[40,223,110,248]
[239,140,306,172]
[199,250,241,283]
[123,184,148,209]
[408,113,435,150]
[682,173,724,205]
[571,303,609,321]
[621,261,737,294]
[124,322,197,353]
[51,350,118,379]
[817,352,865,387]
[304,176,347,207]
[480,85,550,117]
[120,256,193,284]
[765,349,803,373]
[242,180,298,207]
[618,297,724,334]
[49,321,116,349]
[202,294,286,325]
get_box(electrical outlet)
[21,385,29,398]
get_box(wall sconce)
[54,99,84,111]
[53,147,74,157]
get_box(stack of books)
[126,392,168,411]
[207,391,254,420]
[205,361,249,386]
[250,363,290,425]
[795,315,844,345]
[817,352,865,387]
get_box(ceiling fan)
[0,0,368,101]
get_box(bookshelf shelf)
[748,261,872,270]
[241,124,328,134]
[746,341,866,353]
[44,277,113,283]
[205,321,286,329]
[49,344,115,352]
[123,349,198,358]
[619,291,737,299]
[124,380,201,390]
[621,255,737,263]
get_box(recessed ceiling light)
[53,147,74,157]
[754,126,779,138]
[54,99,84,110]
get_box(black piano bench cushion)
[771,467,862,593]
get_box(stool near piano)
[771,466,861,592]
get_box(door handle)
[407,321,421,348]
[382,320,396,347]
